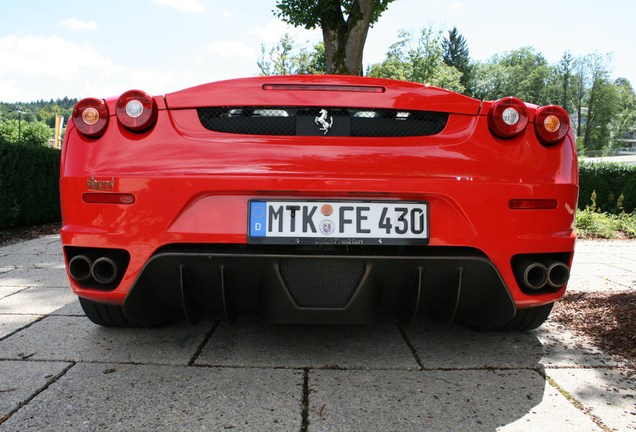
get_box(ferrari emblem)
[315,109,333,134]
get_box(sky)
[1,0,635,103]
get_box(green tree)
[442,27,472,94]
[556,51,574,112]
[583,53,619,153]
[0,119,53,146]
[367,27,464,92]
[275,0,395,75]
[610,78,636,150]
[257,34,326,75]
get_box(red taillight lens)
[115,90,158,132]
[509,199,558,210]
[488,97,529,139]
[534,105,570,145]
[83,193,135,205]
[72,98,109,138]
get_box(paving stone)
[0,286,77,315]
[50,298,84,316]
[0,286,27,300]
[197,321,419,370]
[307,369,602,432]
[0,314,42,339]
[0,267,69,288]
[0,316,212,365]
[0,363,302,432]
[403,321,622,370]
[0,360,71,420]
[546,368,636,432]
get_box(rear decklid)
[164,75,481,115]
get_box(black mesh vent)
[279,258,365,308]
[197,107,448,137]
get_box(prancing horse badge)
[315,109,334,134]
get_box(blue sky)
[1,0,634,102]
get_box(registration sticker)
[248,200,429,245]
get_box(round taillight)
[488,97,529,139]
[115,90,158,132]
[534,105,570,145]
[72,98,109,138]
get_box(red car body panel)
[60,75,578,328]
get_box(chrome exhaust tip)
[91,257,119,285]
[517,259,548,290]
[68,255,93,282]
[546,261,570,288]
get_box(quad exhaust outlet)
[514,257,570,291]
[68,252,126,286]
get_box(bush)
[578,161,636,214]
[0,142,61,229]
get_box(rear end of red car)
[60,75,577,330]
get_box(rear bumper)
[60,176,577,326]
[120,246,517,327]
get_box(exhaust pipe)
[69,255,93,282]
[546,260,570,288]
[515,259,548,290]
[91,256,119,285]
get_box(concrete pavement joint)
[187,320,219,366]
[0,361,76,427]
[397,323,425,370]
[542,372,612,432]
[300,368,309,432]
[0,315,46,343]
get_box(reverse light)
[115,90,158,132]
[488,97,529,139]
[72,98,109,138]
[534,105,570,145]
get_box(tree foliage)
[257,34,326,75]
[275,0,395,75]
[366,27,463,92]
[442,27,472,94]
[0,99,72,147]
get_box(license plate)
[248,200,429,245]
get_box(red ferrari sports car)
[60,75,578,330]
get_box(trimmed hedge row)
[0,142,61,229]
[578,161,636,214]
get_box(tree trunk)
[320,0,374,75]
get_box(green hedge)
[0,142,61,229]
[578,161,636,214]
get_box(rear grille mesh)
[197,107,448,137]
[279,258,365,308]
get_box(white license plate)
[248,200,429,245]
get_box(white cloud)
[0,34,115,81]
[448,2,464,10]
[207,40,255,58]
[222,9,231,19]
[247,19,321,45]
[152,0,205,13]
[58,18,97,30]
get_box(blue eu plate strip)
[249,201,267,237]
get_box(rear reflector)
[263,84,385,93]
[509,199,558,210]
[83,193,135,205]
